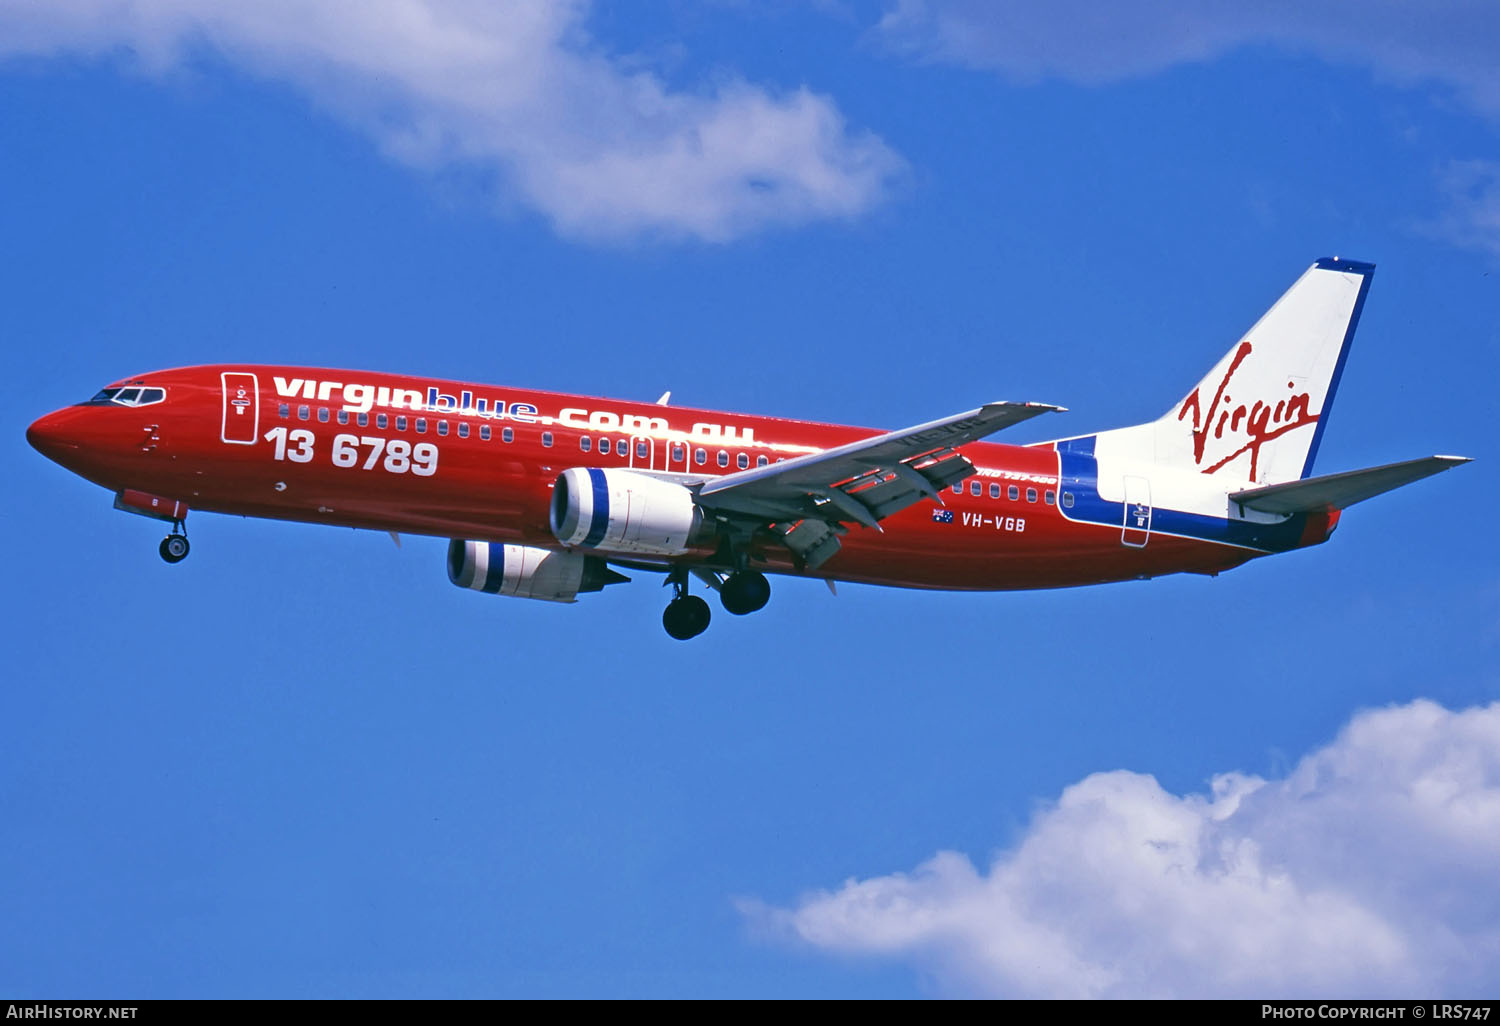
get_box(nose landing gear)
[159,523,190,564]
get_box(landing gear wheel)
[663,595,711,640]
[720,570,770,615]
[159,534,190,564]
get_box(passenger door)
[220,371,260,445]
[1122,474,1152,547]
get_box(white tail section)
[1092,258,1374,485]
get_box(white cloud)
[1423,160,1500,259]
[0,0,901,242]
[746,700,1500,997]
[876,0,1500,118]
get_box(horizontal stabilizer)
[1230,455,1471,514]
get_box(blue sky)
[2,1,1497,998]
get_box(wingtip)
[983,401,1067,413]
[1433,454,1474,464]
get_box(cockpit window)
[85,386,165,408]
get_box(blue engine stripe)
[479,542,506,593]
[1055,436,1312,554]
[582,468,611,548]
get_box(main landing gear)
[159,522,190,564]
[661,566,773,639]
[719,569,770,616]
[663,571,712,641]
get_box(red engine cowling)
[447,541,627,603]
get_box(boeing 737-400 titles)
[27,259,1470,639]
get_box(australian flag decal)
[931,509,954,523]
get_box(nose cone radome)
[27,408,83,464]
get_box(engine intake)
[447,540,627,603]
[550,467,706,556]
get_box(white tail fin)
[1094,258,1374,485]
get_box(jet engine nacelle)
[447,540,626,603]
[549,467,706,556]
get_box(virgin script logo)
[1176,341,1318,480]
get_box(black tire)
[663,595,711,640]
[159,535,190,564]
[720,570,770,615]
[681,595,711,634]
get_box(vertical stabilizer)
[1093,259,1374,485]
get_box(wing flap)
[692,399,1063,567]
[1231,455,1471,514]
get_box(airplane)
[27,258,1470,640]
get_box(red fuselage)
[28,364,1319,590]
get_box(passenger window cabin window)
[580,436,592,452]
[737,453,749,469]
[636,440,648,459]
[1045,490,1056,505]
[1008,486,1019,501]
[377,414,388,429]
[989,483,1000,499]
[1027,488,1037,503]
[757,455,768,467]
[717,451,729,468]
[599,438,611,454]
[458,423,469,439]
[970,480,982,496]
[357,412,368,427]
[952,484,963,495]
[1062,491,1075,508]
[416,418,427,434]
[695,448,707,466]
[298,405,310,420]
[317,407,330,423]
[480,425,491,441]
[337,410,349,425]
[671,444,686,463]
[438,421,449,436]
[278,404,290,419]
[542,431,553,447]
[502,427,513,443]
[396,416,408,431]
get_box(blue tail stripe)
[1056,436,1311,553]
[1300,260,1375,478]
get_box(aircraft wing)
[695,401,1064,567]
